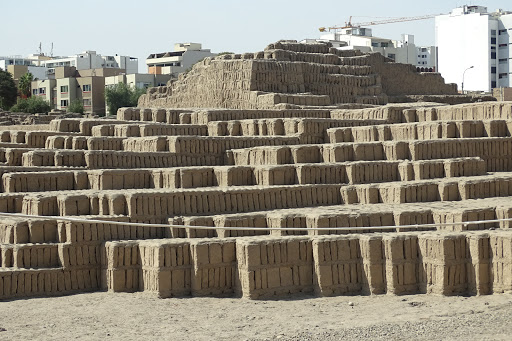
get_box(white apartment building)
[41,51,138,77]
[305,28,437,71]
[436,5,512,92]
[146,43,216,76]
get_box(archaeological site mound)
[0,41,511,300]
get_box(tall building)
[304,28,437,71]
[436,5,512,92]
[146,43,216,77]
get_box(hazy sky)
[1,0,510,72]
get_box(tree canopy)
[10,96,51,114]
[0,69,17,110]
[105,83,146,116]
[18,72,33,98]
[67,99,84,114]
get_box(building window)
[61,100,69,107]
[491,37,497,44]
[32,89,38,95]
[421,48,427,52]
[60,85,68,93]
[499,73,508,79]
[491,52,497,59]
[381,42,389,47]
[491,81,497,88]
[491,30,497,36]
[83,99,91,107]
[499,58,508,63]
[491,67,497,74]
[499,44,507,48]
[386,53,395,61]
[499,29,507,35]
[83,84,91,92]
[39,88,46,95]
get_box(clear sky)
[1,0,510,72]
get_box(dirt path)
[1,292,511,340]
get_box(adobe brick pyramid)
[138,40,457,109]
[1,41,512,300]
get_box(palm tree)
[18,72,33,99]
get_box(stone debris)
[0,41,511,301]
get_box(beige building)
[105,73,171,89]
[146,43,216,77]
[493,87,512,101]
[31,66,124,115]
[31,78,57,106]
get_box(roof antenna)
[50,43,54,57]
[39,42,42,55]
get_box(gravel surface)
[1,292,511,340]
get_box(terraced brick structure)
[1,41,512,300]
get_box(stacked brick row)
[14,230,503,300]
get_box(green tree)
[10,96,51,114]
[105,83,146,116]
[18,72,33,98]
[67,99,84,114]
[0,69,17,110]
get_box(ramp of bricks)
[1,42,512,300]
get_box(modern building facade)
[7,65,47,83]
[305,28,437,71]
[41,51,138,78]
[31,66,125,114]
[146,43,216,77]
[436,5,512,92]
[104,73,171,89]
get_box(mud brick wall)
[167,136,300,155]
[138,240,192,298]
[0,268,82,299]
[169,216,216,239]
[5,243,60,268]
[3,171,88,193]
[87,169,155,190]
[418,233,469,295]
[84,150,224,169]
[496,205,512,229]
[189,109,331,125]
[433,102,512,121]
[126,185,343,219]
[432,208,497,231]
[267,213,308,236]
[490,232,512,293]
[383,234,420,294]
[0,219,59,244]
[101,241,140,292]
[213,215,269,238]
[0,193,28,213]
[236,236,314,299]
[466,233,492,295]
[313,235,381,296]
[307,213,396,236]
[190,239,237,296]
[330,106,412,124]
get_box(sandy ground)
[1,292,512,340]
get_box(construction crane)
[319,14,443,32]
